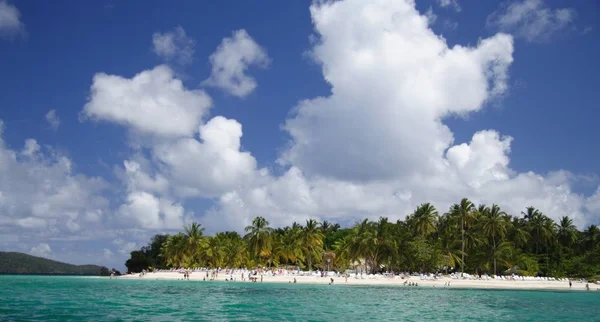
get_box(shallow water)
[0,275,599,321]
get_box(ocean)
[0,275,598,321]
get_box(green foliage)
[0,252,109,275]
[125,250,152,273]
[407,236,439,272]
[124,201,600,279]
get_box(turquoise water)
[1,276,599,321]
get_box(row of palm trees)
[129,198,600,278]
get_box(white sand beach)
[118,270,596,291]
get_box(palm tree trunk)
[493,237,497,276]
[461,216,465,272]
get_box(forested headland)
[0,252,117,276]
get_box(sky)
[0,0,599,271]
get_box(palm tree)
[556,216,578,248]
[411,203,439,237]
[521,206,540,221]
[480,204,508,275]
[244,216,274,265]
[218,232,247,268]
[450,198,475,272]
[183,222,206,266]
[300,219,324,271]
[162,233,187,267]
[204,236,225,268]
[508,217,529,249]
[527,211,555,254]
[437,213,463,273]
[347,219,376,273]
[278,227,304,267]
[321,220,332,232]
[582,225,600,252]
[374,217,396,273]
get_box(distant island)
[0,252,119,276]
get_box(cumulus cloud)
[203,29,270,98]
[0,121,109,245]
[280,0,513,182]
[115,157,192,230]
[0,0,24,39]
[83,59,261,201]
[82,65,212,138]
[487,0,576,42]
[120,159,170,196]
[45,109,60,130]
[438,0,461,12]
[202,0,596,231]
[152,26,195,65]
[153,116,257,197]
[30,243,52,258]
[117,191,187,230]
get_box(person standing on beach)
[569,280,572,288]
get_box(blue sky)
[0,0,599,270]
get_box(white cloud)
[153,116,258,197]
[0,0,24,38]
[83,63,259,200]
[17,217,47,229]
[0,120,109,241]
[82,65,212,138]
[30,243,52,258]
[280,0,513,182]
[586,188,600,215]
[103,248,113,259]
[202,0,596,231]
[438,0,461,12]
[45,109,60,130]
[152,26,195,65]
[487,0,576,42]
[425,7,437,25]
[117,191,187,230]
[203,29,270,98]
[20,138,40,157]
[120,159,170,196]
[445,130,513,189]
[113,239,138,255]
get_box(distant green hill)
[0,252,109,275]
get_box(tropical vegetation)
[124,200,600,279]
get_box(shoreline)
[116,272,597,292]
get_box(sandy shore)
[118,272,596,291]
